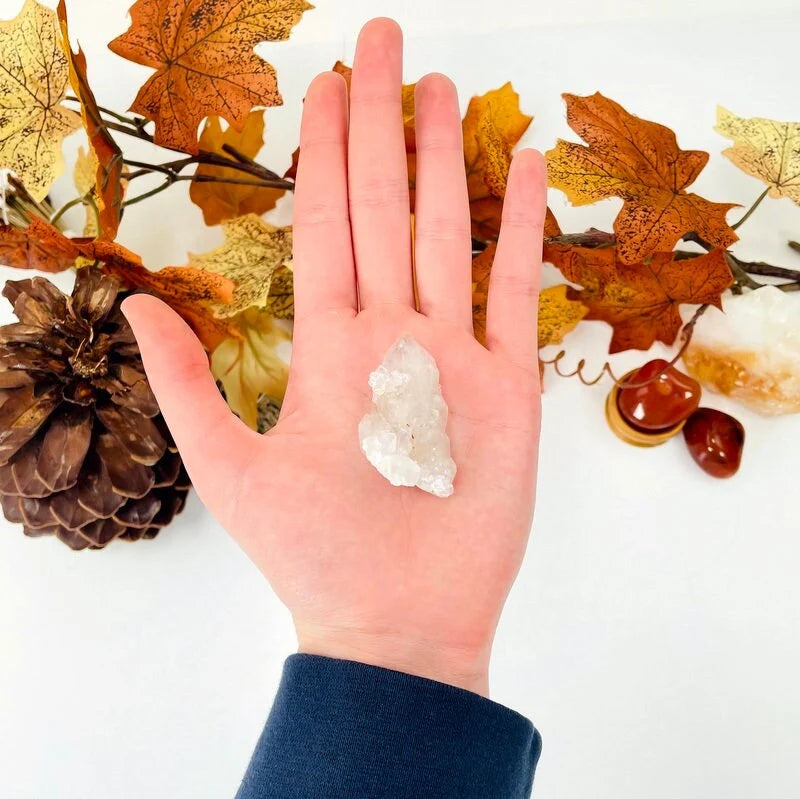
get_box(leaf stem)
[736,260,800,281]
[49,195,86,226]
[732,186,770,231]
[724,252,763,293]
[63,96,148,128]
[121,181,174,208]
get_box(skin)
[122,18,546,697]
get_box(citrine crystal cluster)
[0,269,190,549]
[683,286,800,416]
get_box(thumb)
[121,294,260,508]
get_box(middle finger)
[348,18,414,310]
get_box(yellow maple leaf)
[211,309,290,429]
[190,214,293,317]
[716,107,800,205]
[190,112,287,225]
[73,145,99,237]
[537,284,589,347]
[0,0,81,201]
[462,83,533,241]
[266,265,294,319]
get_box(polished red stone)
[683,408,745,478]
[617,359,702,431]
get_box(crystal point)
[359,335,456,497]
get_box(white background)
[1,0,799,797]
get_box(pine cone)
[0,268,190,550]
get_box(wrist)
[294,621,491,696]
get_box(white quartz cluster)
[359,335,456,497]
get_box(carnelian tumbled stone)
[617,359,702,431]
[683,408,745,478]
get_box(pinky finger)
[485,149,547,372]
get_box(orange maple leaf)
[544,242,733,353]
[0,218,234,350]
[108,0,312,154]
[546,93,738,264]
[190,111,287,225]
[0,219,78,272]
[58,0,124,240]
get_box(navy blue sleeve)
[235,654,541,799]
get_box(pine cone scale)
[11,438,51,497]
[0,385,60,465]
[36,409,92,493]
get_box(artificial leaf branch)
[0,0,798,433]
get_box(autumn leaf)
[463,83,532,241]
[189,214,292,317]
[543,207,562,239]
[715,107,800,205]
[546,93,738,264]
[0,0,81,201]
[266,265,294,318]
[544,242,732,353]
[0,218,79,272]
[537,285,588,347]
[471,243,494,345]
[57,0,124,239]
[471,243,586,348]
[108,0,313,154]
[211,308,290,429]
[190,112,287,225]
[0,217,234,350]
[73,146,98,235]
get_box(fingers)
[348,18,414,309]
[120,295,261,506]
[485,149,547,371]
[413,74,472,331]
[293,71,356,321]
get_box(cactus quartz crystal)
[358,335,456,497]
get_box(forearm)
[236,655,541,799]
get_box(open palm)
[124,18,547,695]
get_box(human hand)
[122,18,546,697]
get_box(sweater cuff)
[236,654,541,799]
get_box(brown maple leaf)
[58,0,124,240]
[0,218,234,350]
[108,0,313,154]
[190,112,287,225]
[546,93,738,264]
[544,242,732,353]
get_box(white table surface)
[1,0,799,797]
